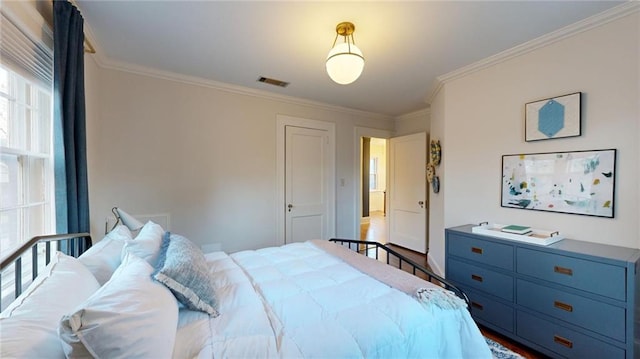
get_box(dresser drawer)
[517,311,625,359]
[448,258,513,301]
[516,279,625,341]
[447,233,513,270]
[465,288,514,332]
[516,248,626,301]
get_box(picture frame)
[525,92,581,142]
[501,149,616,218]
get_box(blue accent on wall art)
[501,149,616,218]
[538,99,565,137]
[525,92,581,142]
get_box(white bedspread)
[175,241,491,359]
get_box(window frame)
[369,157,379,191]
[1,64,55,254]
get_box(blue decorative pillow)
[153,232,219,316]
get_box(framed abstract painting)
[501,149,616,218]
[525,92,581,141]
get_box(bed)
[0,221,492,358]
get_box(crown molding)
[395,107,431,122]
[426,1,640,104]
[90,53,392,122]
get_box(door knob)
[287,204,293,212]
[418,201,424,208]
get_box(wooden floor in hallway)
[360,210,388,242]
[360,211,548,359]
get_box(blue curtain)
[53,1,90,256]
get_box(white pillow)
[0,252,100,359]
[59,252,179,358]
[121,220,164,267]
[79,225,132,284]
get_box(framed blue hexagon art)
[525,92,581,142]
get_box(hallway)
[360,211,387,243]
[360,210,432,272]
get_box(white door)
[388,132,427,253]
[285,125,329,243]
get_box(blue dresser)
[445,224,640,358]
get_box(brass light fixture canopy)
[326,21,364,85]
[335,22,355,37]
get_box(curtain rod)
[83,37,95,54]
[53,0,96,54]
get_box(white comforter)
[174,241,491,358]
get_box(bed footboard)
[0,233,91,310]
[329,238,469,307]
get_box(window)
[369,157,378,190]
[0,65,54,254]
[0,10,54,310]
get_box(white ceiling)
[76,1,624,117]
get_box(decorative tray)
[471,222,564,246]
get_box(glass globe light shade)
[326,42,364,85]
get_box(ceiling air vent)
[258,76,289,88]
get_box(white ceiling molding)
[93,56,393,121]
[425,1,640,105]
[395,108,431,123]
[83,37,393,122]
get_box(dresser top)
[447,224,640,264]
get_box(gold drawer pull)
[471,274,483,282]
[554,301,573,312]
[471,301,484,310]
[554,266,573,276]
[471,247,483,254]
[554,335,573,348]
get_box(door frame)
[277,115,336,246]
[354,127,393,242]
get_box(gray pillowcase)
[152,232,219,316]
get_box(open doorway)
[361,137,388,243]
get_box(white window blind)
[0,12,53,86]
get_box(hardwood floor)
[361,212,548,359]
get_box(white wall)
[428,87,446,275]
[430,12,640,273]
[83,65,394,252]
[84,50,103,238]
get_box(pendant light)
[326,22,364,85]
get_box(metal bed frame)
[0,235,467,311]
[329,238,469,307]
[0,233,91,309]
